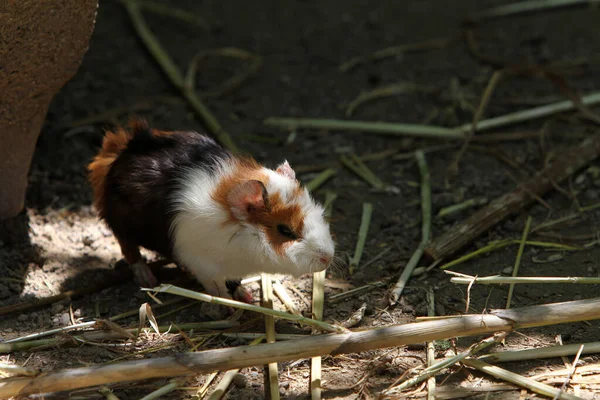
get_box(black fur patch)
[102,127,230,259]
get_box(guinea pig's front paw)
[232,285,254,304]
[131,260,158,288]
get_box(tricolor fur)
[87,119,334,298]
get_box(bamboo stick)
[424,134,600,262]
[4,297,600,397]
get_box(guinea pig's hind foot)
[131,260,158,288]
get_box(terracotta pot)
[0,0,99,218]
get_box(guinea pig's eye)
[277,224,297,240]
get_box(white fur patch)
[170,159,335,289]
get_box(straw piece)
[139,380,178,400]
[345,83,437,117]
[140,1,209,30]
[382,332,507,395]
[468,0,599,22]
[311,270,326,400]
[264,117,463,139]
[448,274,600,286]
[437,197,488,218]
[390,150,431,304]
[426,288,436,400]
[272,280,302,316]
[480,342,600,363]
[462,358,580,400]
[261,275,280,400]
[506,216,533,309]
[206,337,264,400]
[149,284,344,333]
[305,168,337,192]
[349,203,374,274]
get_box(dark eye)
[277,224,297,240]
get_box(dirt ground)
[2,0,600,399]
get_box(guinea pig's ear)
[276,160,296,180]
[227,180,269,220]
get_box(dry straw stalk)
[3,297,600,397]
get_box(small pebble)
[502,266,513,275]
[232,373,247,388]
[82,236,94,246]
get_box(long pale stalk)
[150,284,344,333]
[4,297,600,397]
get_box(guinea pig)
[87,119,335,303]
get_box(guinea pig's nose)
[319,256,331,265]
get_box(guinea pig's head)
[217,159,335,276]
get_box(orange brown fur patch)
[87,118,165,213]
[253,192,305,255]
[212,156,267,223]
[212,159,306,255]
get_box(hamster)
[87,119,335,303]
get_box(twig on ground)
[98,386,120,400]
[261,274,280,400]
[381,332,507,396]
[150,284,344,333]
[272,280,301,316]
[139,380,178,400]
[305,168,337,192]
[265,92,600,139]
[448,272,600,286]
[184,47,262,99]
[448,69,505,180]
[467,0,599,22]
[437,197,488,218]
[345,83,437,117]
[5,297,600,397]
[0,363,37,378]
[340,36,457,72]
[439,239,580,270]
[340,154,396,192]
[349,203,374,274]
[207,337,265,400]
[480,342,599,363]
[425,134,600,263]
[462,358,580,400]
[120,0,238,152]
[506,216,533,309]
[426,287,436,400]
[328,281,388,304]
[311,270,326,400]
[140,1,209,30]
[390,150,431,305]
[264,117,463,139]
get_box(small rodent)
[87,119,335,303]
